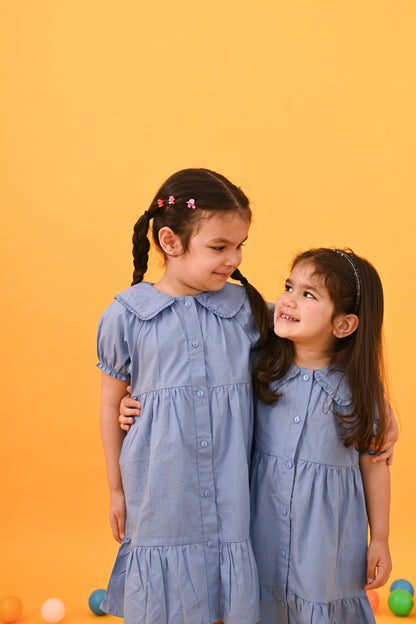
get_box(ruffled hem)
[287,591,376,623]
[259,586,376,624]
[101,538,260,624]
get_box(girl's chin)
[274,328,292,338]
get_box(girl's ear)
[332,314,359,339]
[158,227,184,256]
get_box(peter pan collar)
[114,281,247,321]
[273,364,352,406]
[314,367,352,406]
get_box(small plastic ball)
[388,589,414,617]
[390,578,415,597]
[40,598,66,623]
[88,590,106,616]
[366,589,380,613]
[0,596,23,623]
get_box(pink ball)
[40,598,66,623]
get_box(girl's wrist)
[369,533,389,543]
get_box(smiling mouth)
[278,313,299,322]
[214,272,231,279]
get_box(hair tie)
[187,199,196,209]
[157,199,165,208]
[240,276,248,285]
[168,195,175,205]
[333,250,361,313]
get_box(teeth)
[280,314,298,322]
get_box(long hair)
[131,168,269,346]
[254,248,388,452]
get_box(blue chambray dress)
[250,365,376,624]
[97,282,260,624]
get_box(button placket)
[277,370,313,613]
[180,296,219,571]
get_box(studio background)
[1,2,415,622]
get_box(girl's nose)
[225,249,242,267]
[282,291,296,307]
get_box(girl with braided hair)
[251,248,392,623]
[97,168,270,624]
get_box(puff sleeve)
[96,301,132,381]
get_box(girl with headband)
[251,247,392,623]
[97,168,270,624]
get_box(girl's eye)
[237,242,246,249]
[304,291,315,299]
[211,246,225,251]
[285,284,293,292]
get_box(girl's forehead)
[195,211,250,236]
[290,261,316,279]
[290,261,328,288]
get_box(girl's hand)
[364,538,392,590]
[119,385,141,431]
[370,401,398,465]
[110,487,126,543]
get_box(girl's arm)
[369,400,398,465]
[100,372,130,543]
[359,455,392,590]
[119,385,141,431]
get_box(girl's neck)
[294,345,333,371]
[153,274,204,297]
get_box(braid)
[231,269,270,346]
[131,212,152,285]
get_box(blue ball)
[390,579,415,597]
[88,589,106,616]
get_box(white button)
[294,416,300,423]
[203,489,211,497]
[185,300,191,307]
[303,374,309,381]
[200,440,208,448]
[280,550,286,559]
[207,540,214,548]
[286,461,293,469]
[192,340,199,347]
[280,507,287,516]
[197,390,204,398]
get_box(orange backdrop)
[1,2,415,622]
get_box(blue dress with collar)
[250,365,376,623]
[97,282,260,624]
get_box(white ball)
[40,598,66,623]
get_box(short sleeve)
[96,301,132,381]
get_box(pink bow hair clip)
[187,199,196,209]
[157,199,165,208]
[168,195,175,205]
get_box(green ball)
[388,589,414,616]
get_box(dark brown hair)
[254,248,388,452]
[131,168,269,345]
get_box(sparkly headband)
[333,250,361,313]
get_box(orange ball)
[367,589,380,613]
[0,596,23,623]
